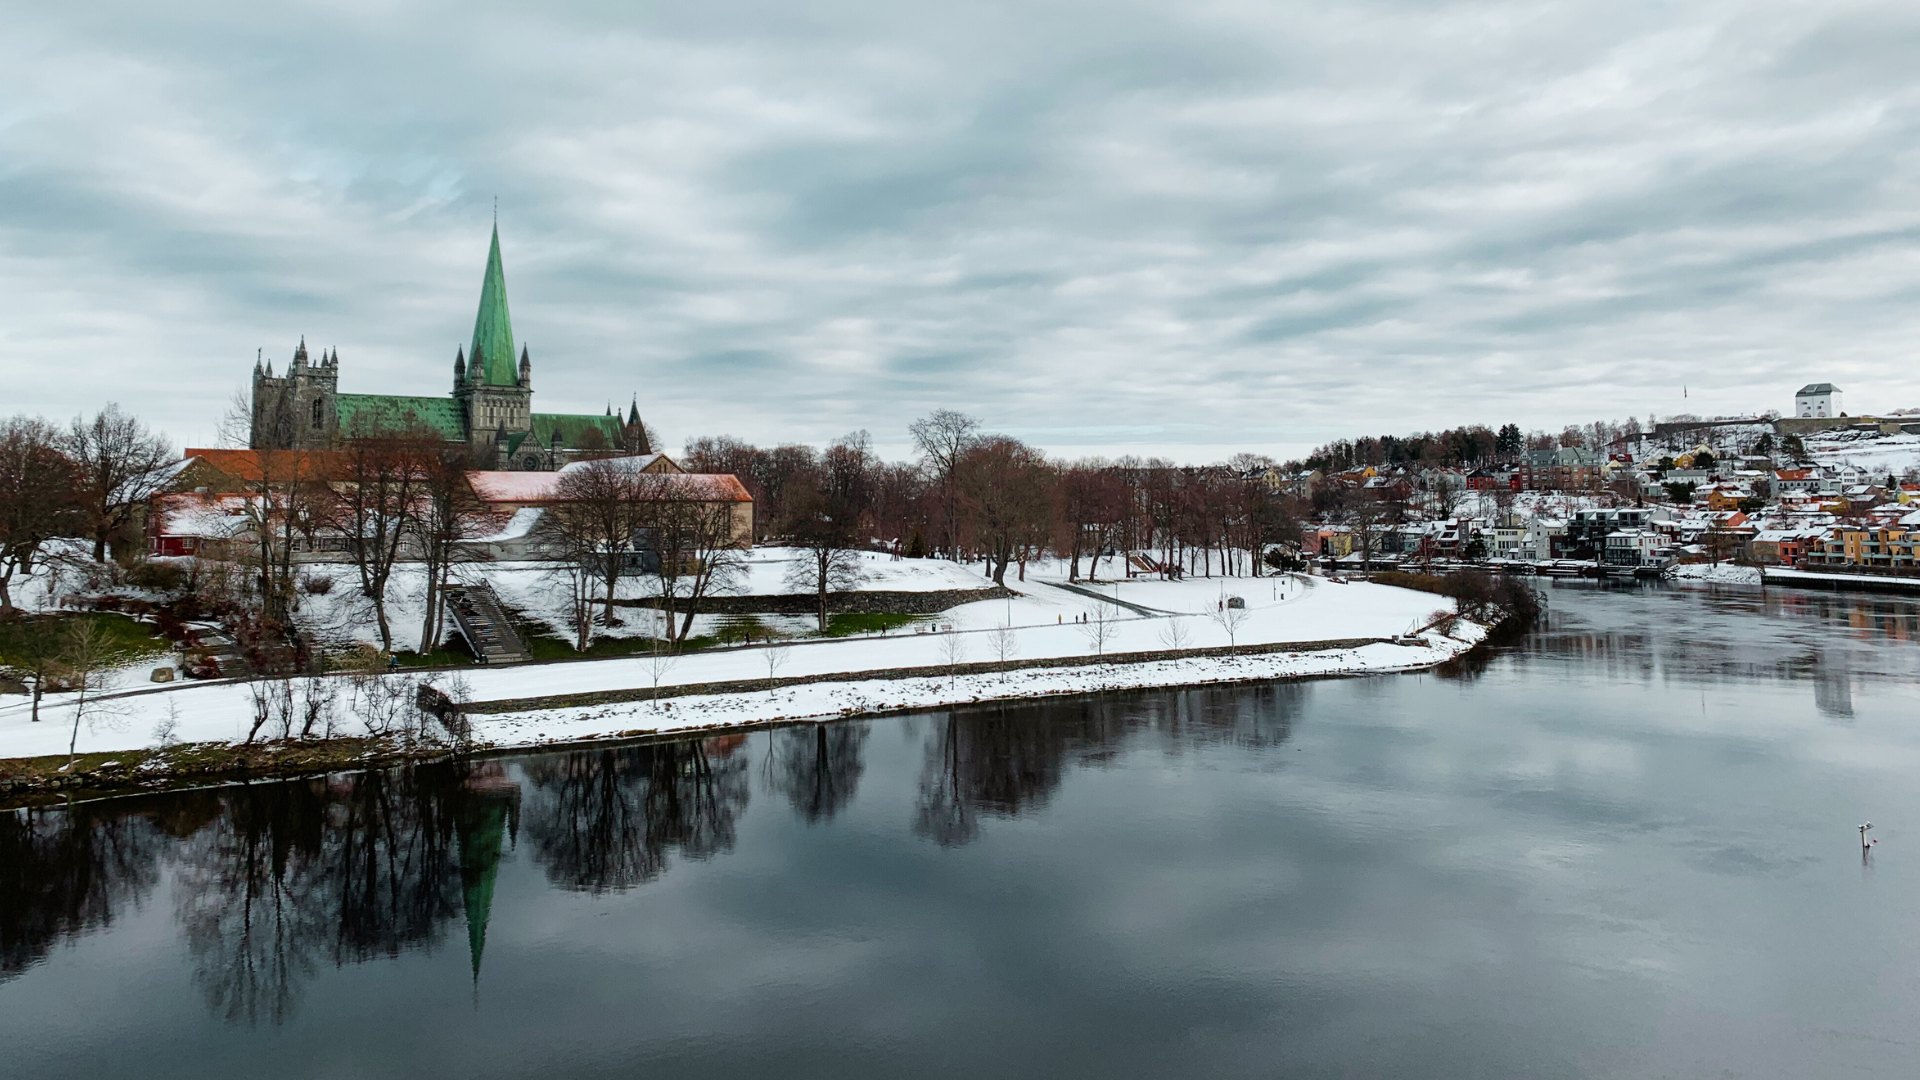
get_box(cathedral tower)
[455,221,533,456]
[249,337,338,450]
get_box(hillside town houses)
[1281,388,1920,578]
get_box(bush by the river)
[1368,570,1541,629]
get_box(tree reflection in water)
[764,722,869,823]
[521,738,750,894]
[172,764,520,1025]
[1,804,164,981]
[913,686,1299,846]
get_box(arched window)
[310,398,324,429]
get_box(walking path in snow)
[2,562,1468,762]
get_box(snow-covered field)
[1807,430,1920,478]
[284,548,1017,650]
[0,570,1476,760]
[1670,563,1763,585]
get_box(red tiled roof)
[182,448,347,483]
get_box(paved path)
[1036,579,1176,617]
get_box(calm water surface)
[5,583,1920,1078]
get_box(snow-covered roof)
[152,493,249,539]
[467,466,751,505]
[111,457,196,505]
[472,506,546,543]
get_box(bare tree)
[781,475,866,633]
[762,642,791,699]
[0,416,84,613]
[1080,604,1118,656]
[1209,603,1251,647]
[1156,615,1193,651]
[58,618,124,770]
[644,475,747,646]
[956,436,1055,586]
[64,404,173,562]
[644,641,679,710]
[548,459,644,629]
[540,519,606,652]
[937,628,967,688]
[909,409,980,560]
[332,431,428,653]
[411,448,488,653]
[1429,471,1462,520]
[987,623,1018,681]
[6,614,62,722]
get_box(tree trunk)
[420,572,440,654]
[92,533,108,563]
[373,601,393,654]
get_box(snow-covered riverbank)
[1,572,1480,762]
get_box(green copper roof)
[532,412,625,449]
[336,393,466,440]
[458,799,511,985]
[470,223,518,386]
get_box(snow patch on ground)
[1670,563,1763,585]
[0,575,1474,759]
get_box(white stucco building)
[1795,383,1842,418]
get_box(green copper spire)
[469,222,518,386]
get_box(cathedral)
[248,221,650,469]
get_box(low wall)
[464,635,1389,715]
[612,586,1012,617]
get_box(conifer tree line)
[1299,417,1661,472]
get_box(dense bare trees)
[412,448,490,653]
[64,404,173,562]
[910,409,980,559]
[0,416,82,612]
[548,457,648,632]
[333,431,432,652]
[956,435,1053,586]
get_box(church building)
[249,222,650,469]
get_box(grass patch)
[0,611,171,671]
[519,626,724,661]
[822,611,928,637]
[1,735,418,803]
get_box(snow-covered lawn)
[1807,430,1920,477]
[0,572,1474,760]
[1670,563,1763,585]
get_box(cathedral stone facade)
[249,223,650,469]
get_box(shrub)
[125,559,189,593]
[299,572,335,596]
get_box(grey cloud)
[5,1,1920,459]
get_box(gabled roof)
[471,223,518,386]
[466,463,750,506]
[530,412,624,450]
[1796,383,1840,395]
[336,393,466,440]
[180,448,347,483]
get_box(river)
[4,582,1919,1078]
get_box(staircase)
[442,582,530,664]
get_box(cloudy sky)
[5,1,1919,461]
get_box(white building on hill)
[1795,383,1842,418]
